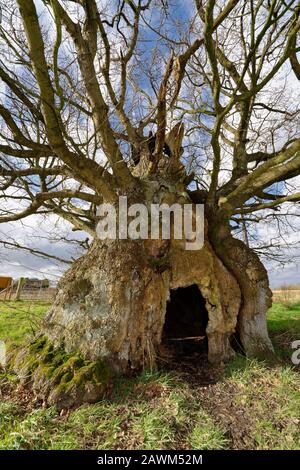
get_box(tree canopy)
[0,0,299,253]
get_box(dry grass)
[272,290,300,304]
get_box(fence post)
[5,279,13,301]
[15,277,25,301]
[7,279,13,300]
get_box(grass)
[222,359,300,449]
[268,302,300,334]
[188,411,229,450]
[0,301,50,347]
[267,302,300,360]
[0,300,299,450]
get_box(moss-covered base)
[9,337,111,410]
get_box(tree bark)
[44,232,241,373]
[41,184,243,373]
[43,190,275,370]
[208,218,275,361]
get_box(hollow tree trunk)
[11,184,275,408]
[44,232,241,372]
[41,190,274,368]
[38,182,242,374]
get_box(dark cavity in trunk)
[161,284,209,362]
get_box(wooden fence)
[0,285,57,302]
[272,289,300,304]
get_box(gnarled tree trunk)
[43,183,275,369]
[8,121,276,408]
[43,182,243,372]
[44,236,241,372]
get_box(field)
[0,300,299,450]
[273,290,300,304]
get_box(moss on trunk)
[10,337,111,410]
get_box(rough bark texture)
[208,220,275,360]
[44,228,241,372]
[43,182,243,374]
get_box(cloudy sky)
[0,215,86,286]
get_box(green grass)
[0,301,299,450]
[268,302,300,334]
[223,359,300,449]
[188,411,229,450]
[267,302,300,360]
[0,301,50,346]
[0,373,189,450]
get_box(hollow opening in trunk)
[160,284,209,365]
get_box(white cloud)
[0,214,87,283]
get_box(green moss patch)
[10,337,111,410]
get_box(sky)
[0,215,85,285]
